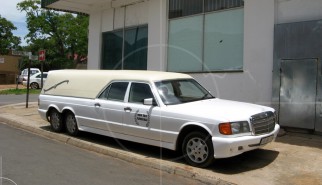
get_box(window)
[168,0,244,72]
[101,25,148,70]
[168,16,203,72]
[155,79,213,105]
[129,83,154,103]
[99,82,129,101]
[101,31,123,69]
[203,8,244,71]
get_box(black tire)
[182,131,214,168]
[65,113,79,136]
[30,82,39,89]
[49,109,64,132]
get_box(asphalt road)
[0,123,205,185]
[0,94,39,106]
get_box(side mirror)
[143,98,157,106]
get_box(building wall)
[86,0,322,106]
[0,55,20,84]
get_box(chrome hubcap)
[66,115,76,133]
[51,112,60,129]
[186,137,209,163]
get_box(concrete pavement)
[0,103,322,185]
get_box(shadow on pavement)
[40,125,279,174]
[275,132,322,150]
[211,149,279,174]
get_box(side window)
[129,83,154,103]
[36,74,41,78]
[31,70,37,75]
[43,74,48,78]
[99,82,128,101]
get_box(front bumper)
[212,124,280,158]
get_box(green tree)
[17,0,89,69]
[0,15,21,55]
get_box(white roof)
[42,70,192,99]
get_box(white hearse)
[38,70,280,167]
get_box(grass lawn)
[0,89,41,95]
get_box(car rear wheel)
[182,131,214,168]
[30,82,39,89]
[65,113,79,136]
[49,109,64,132]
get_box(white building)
[42,0,322,132]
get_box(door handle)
[124,107,132,112]
[94,103,101,107]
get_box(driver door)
[123,82,161,141]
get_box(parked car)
[23,72,48,89]
[18,68,41,84]
[38,70,280,167]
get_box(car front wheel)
[182,131,214,168]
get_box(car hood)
[163,98,274,122]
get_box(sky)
[0,0,28,46]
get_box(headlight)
[231,121,250,134]
[219,121,250,135]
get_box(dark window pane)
[107,82,128,101]
[129,83,153,103]
[123,26,148,70]
[101,31,123,69]
[98,85,111,99]
[205,0,244,12]
[169,0,203,19]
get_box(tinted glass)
[129,83,154,103]
[105,82,129,101]
[101,31,123,69]
[168,16,203,72]
[123,26,148,70]
[101,25,148,70]
[203,8,244,71]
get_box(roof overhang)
[41,0,145,15]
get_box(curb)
[0,112,235,185]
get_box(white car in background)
[23,72,48,89]
[18,68,41,84]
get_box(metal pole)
[26,60,31,108]
[41,61,44,88]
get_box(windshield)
[155,79,214,105]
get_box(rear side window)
[31,70,38,75]
[129,83,154,103]
[99,82,129,101]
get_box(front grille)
[250,111,276,135]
